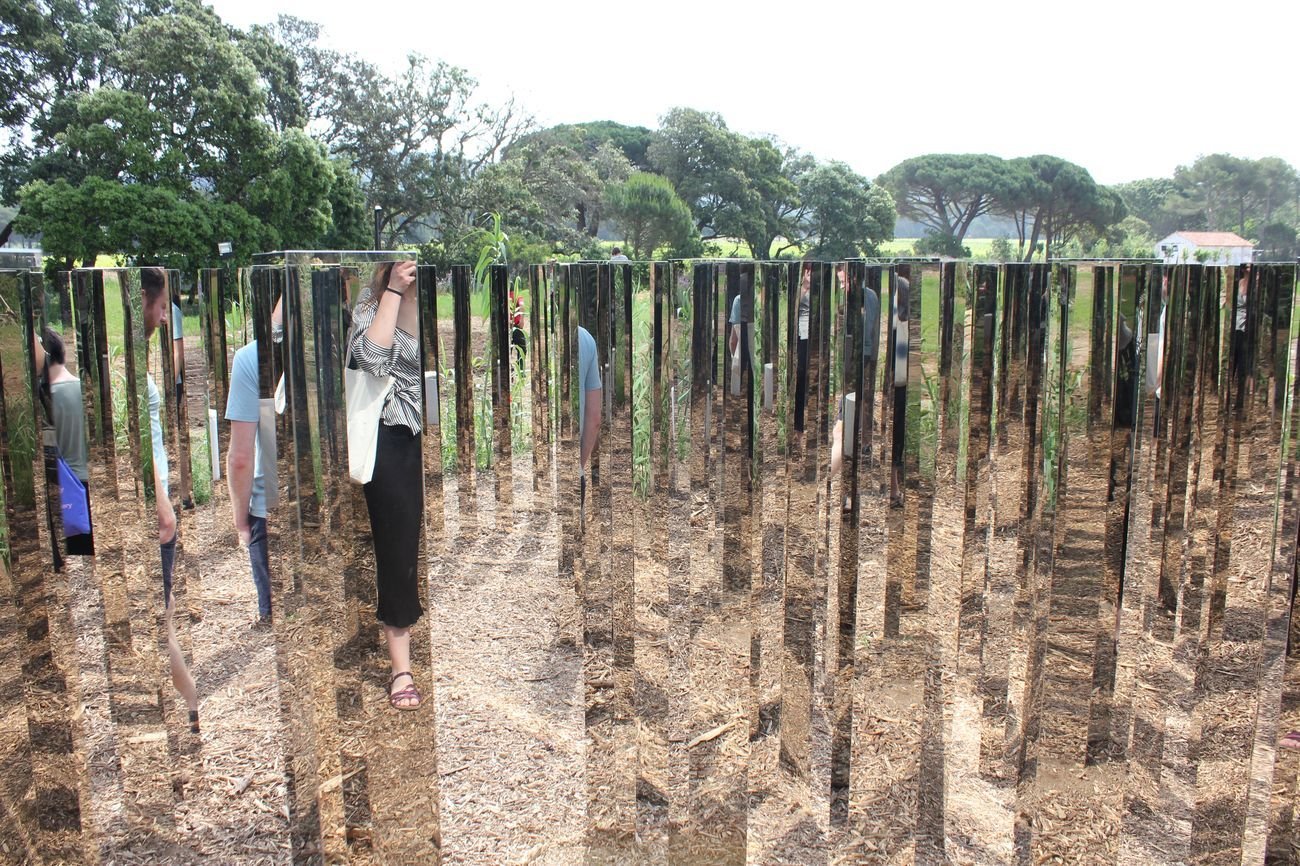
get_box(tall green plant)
[471,212,508,470]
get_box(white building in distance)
[1156,231,1254,265]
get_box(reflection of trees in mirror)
[108,343,132,455]
[1038,348,1083,513]
[189,426,212,506]
[631,292,652,499]
[439,358,459,472]
[4,396,36,512]
[473,358,492,471]
[0,304,36,515]
[917,363,941,480]
[224,299,245,347]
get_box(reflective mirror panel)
[10,260,1300,863]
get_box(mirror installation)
[0,259,1297,864]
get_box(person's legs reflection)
[363,423,425,709]
[247,516,272,622]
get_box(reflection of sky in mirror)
[207,0,1299,184]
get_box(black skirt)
[66,486,95,557]
[891,385,907,468]
[363,423,425,629]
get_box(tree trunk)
[0,217,14,247]
[1022,211,1043,263]
[746,230,774,261]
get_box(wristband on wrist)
[384,286,404,297]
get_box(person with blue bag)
[34,328,94,556]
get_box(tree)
[506,121,653,170]
[244,129,335,249]
[0,0,51,127]
[647,107,753,240]
[728,138,805,260]
[606,172,700,259]
[994,155,1125,260]
[1165,153,1262,236]
[1253,157,1298,226]
[1257,221,1298,259]
[237,23,307,132]
[798,160,895,259]
[12,2,350,268]
[258,15,345,140]
[15,175,275,269]
[1114,177,1178,237]
[877,154,1015,254]
[319,52,530,247]
[113,2,273,200]
[0,0,155,242]
[490,131,632,246]
[1117,158,1299,240]
[319,157,371,250]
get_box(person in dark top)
[831,264,881,481]
[34,328,94,555]
[511,292,527,371]
[889,272,910,507]
[1231,265,1250,411]
[794,264,811,433]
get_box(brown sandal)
[388,672,423,711]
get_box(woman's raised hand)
[388,261,417,296]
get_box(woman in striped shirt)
[349,260,426,710]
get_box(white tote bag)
[344,341,393,485]
[730,345,742,396]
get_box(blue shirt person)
[225,340,273,623]
[577,325,602,512]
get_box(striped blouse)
[348,296,423,434]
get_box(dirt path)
[429,464,585,865]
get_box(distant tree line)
[1113,155,1299,258]
[3,1,1296,268]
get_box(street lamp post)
[374,206,383,251]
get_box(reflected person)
[578,324,602,510]
[728,288,750,397]
[794,264,811,433]
[35,328,94,555]
[889,271,910,508]
[349,260,426,711]
[830,265,881,488]
[224,296,282,628]
[172,286,185,413]
[142,267,200,732]
[511,290,527,372]
[1148,271,1168,434]
[1231,266,1250,410]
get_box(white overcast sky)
[208,0,1299,186]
